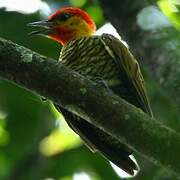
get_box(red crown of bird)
[29,7,96,45]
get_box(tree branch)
[0,38,180,174]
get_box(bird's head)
[28,7,96,45]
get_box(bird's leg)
[93,77,112,92]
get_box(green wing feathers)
[102,34,153,117]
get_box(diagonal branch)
[0,38,180,174]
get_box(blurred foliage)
[158,0,180,29]
[0,0,180,179]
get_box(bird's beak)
[27,20,55,36]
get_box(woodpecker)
[29,7,153,176]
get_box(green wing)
[101,34,153,117]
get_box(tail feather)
[57,106,138,176]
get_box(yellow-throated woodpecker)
[29,7,153,176]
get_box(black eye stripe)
[58,13,72,21]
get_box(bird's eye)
[58,13,72,21]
